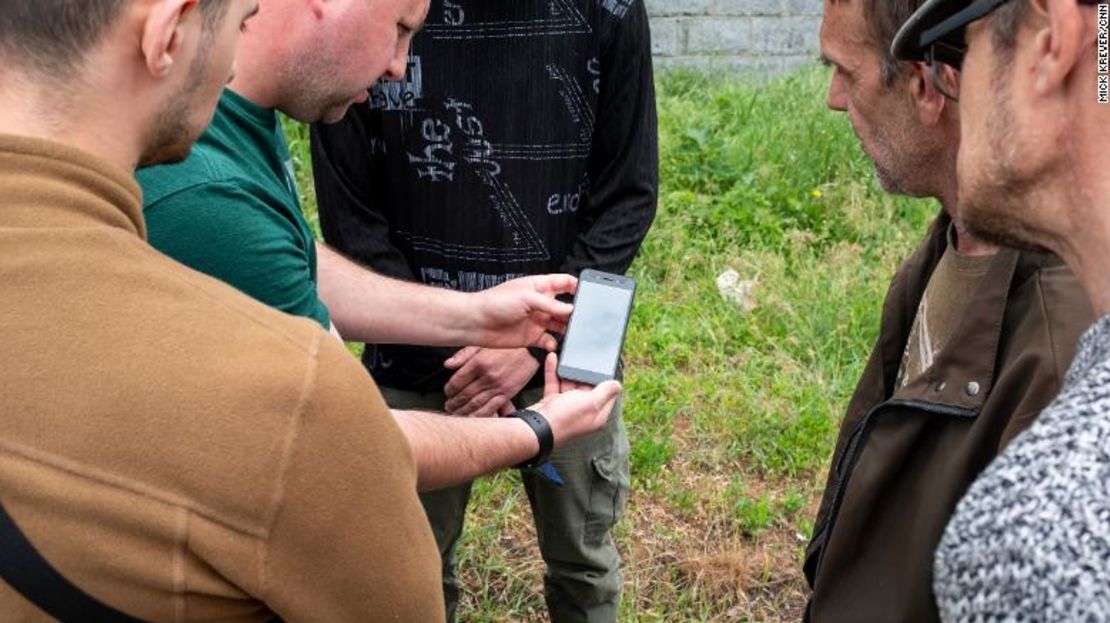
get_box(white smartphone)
[557,269,636,385]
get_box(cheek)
[208,26,241,86]
[957,60,991,164]
[846,95,877,141]
[959,37,993,129]
[343,26,395,79]
[956,108,989,188]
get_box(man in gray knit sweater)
[893,0,1110,619]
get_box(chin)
[317,102,355,125]
[873,166,906,196]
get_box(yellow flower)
[810,188,823,199]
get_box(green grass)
[285,63,936,621]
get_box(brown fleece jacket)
[0,134,443,622]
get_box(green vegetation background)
[283,65,936,621]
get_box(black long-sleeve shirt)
[310,0,658,392]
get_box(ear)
[1032,0,1090,96]
[908,61,950,126]
[140,0,200,78]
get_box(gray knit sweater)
[934,314,1110,621]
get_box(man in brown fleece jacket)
[0,0,620,620]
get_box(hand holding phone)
[533,352,622,442]
[524,353,623,485]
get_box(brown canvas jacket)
[803,213,1093,622]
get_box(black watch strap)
[511,409,554,469]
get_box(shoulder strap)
[0,498,144,622]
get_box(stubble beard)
[864,100,936,199]
[139,30,218,167]
[869,131,932,199]
[959,66,1049,253]
[282,46,358,124]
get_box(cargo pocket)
[585,452,630,546]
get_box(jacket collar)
[0,134,145,239]
[878,211,1021,411]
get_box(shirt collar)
[882,211,1019,411]
[0,134,145,239]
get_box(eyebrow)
[818,54,849,76]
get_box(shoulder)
[142,177,303,288]
[935,346,1110,617]
[82,238,356,532]
[1006,252,1094,381]
[144,177,289,236]
[138,124,249,207]
[593,0,650,48]
[594,0,647,24]
[134,236,324,351]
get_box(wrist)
[510,416,541,462]
[453,290,485,344]
[509,408,554,468]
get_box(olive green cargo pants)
[379,386,630,623]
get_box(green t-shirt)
[138,89,330,329]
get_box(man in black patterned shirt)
[310,2,657,621]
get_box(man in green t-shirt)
[141,88,332,328]
[138,0,623,493]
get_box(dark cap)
[891,0,1010,67]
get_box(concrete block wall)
[647,0,822,75]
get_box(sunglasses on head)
[918,0,1011,70]
[920,0,1104,70]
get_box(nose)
[383,55,407,81]
[383,40,412,82]
[826,70,848,112]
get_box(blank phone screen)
[562,280,634,376]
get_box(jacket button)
[966,381,981,397]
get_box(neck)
[227,61,276,111]
[226,7,293,111]
[934,128,994,257]
[1059,228,1110,317]
[951,218,998,257]
[0,71,143,173]
[940,172,997,257]
[1054,190,1110,317]
[1035,106,1110,315]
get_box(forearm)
[392,409,539,492]
[317,243,478,346]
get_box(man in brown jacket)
[0,0,619,620]
[807,0,1094,620]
